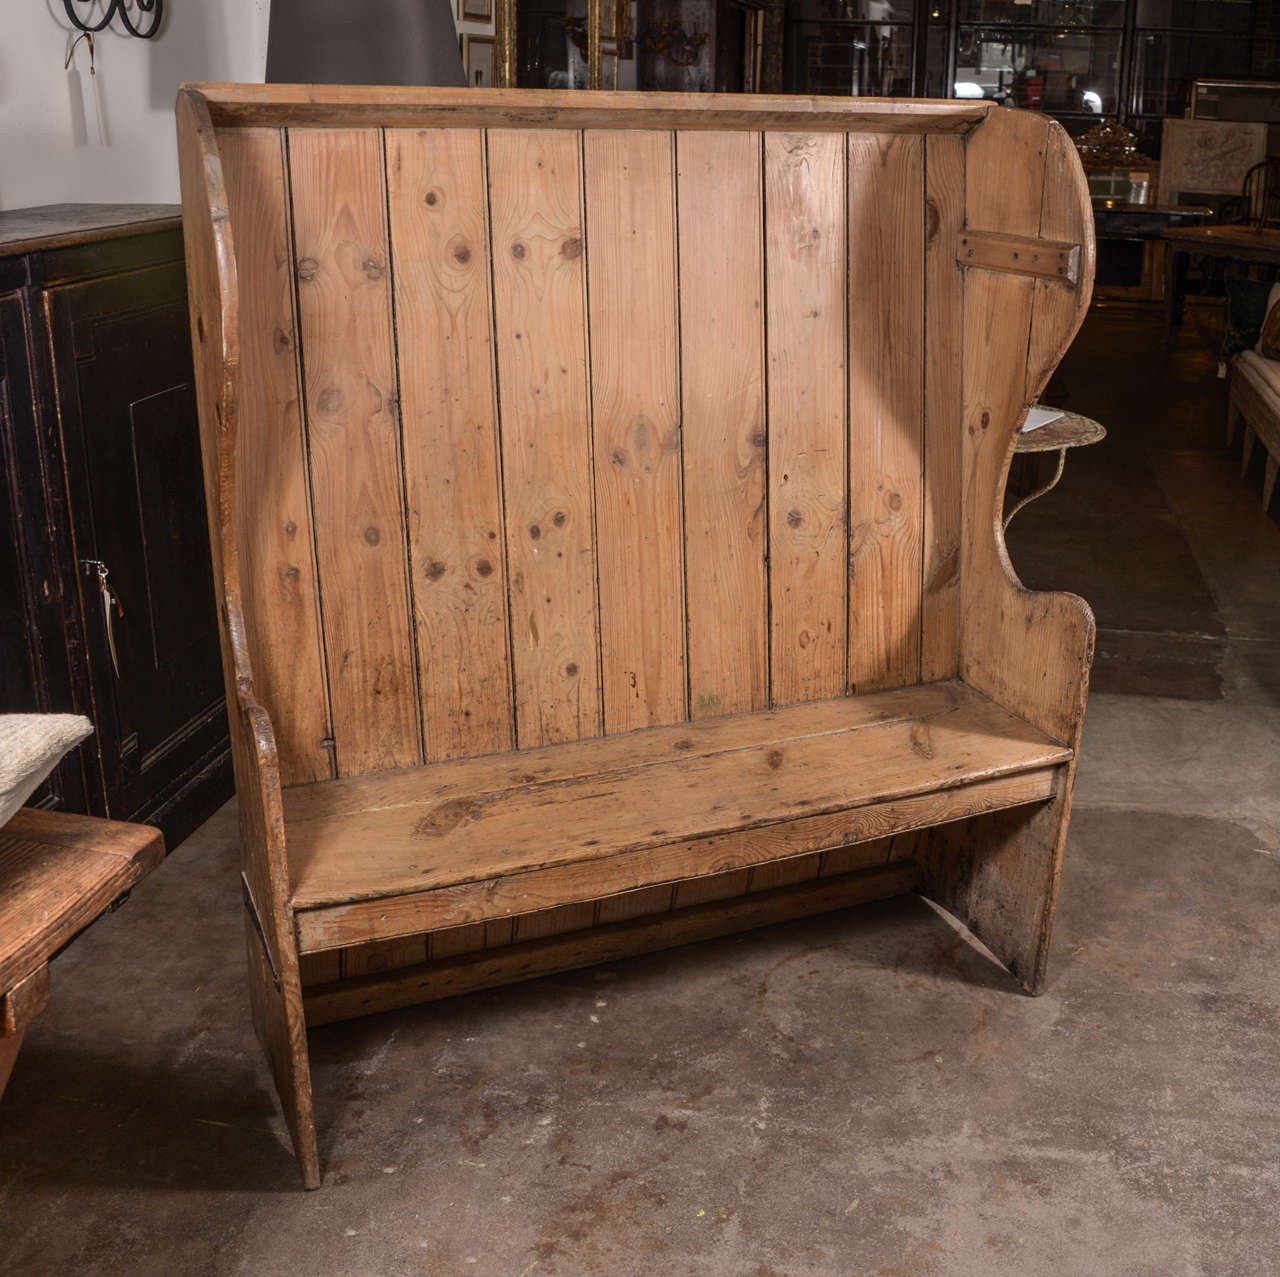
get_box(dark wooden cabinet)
[0,206,231,848]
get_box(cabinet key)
[80,558,125,678]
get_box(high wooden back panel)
[201,91,1090,786]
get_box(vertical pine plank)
[764,133,848,706]
[288,127,422,776]
[748,853,823,892]
[341,935,427,978]
[920,133,965,683]
[596,884,676,925]
[513,901,597,942]
[219,127,333,785]
[386,128,514,762]
[584,130,687,731]
[677,131,768,719]
[847,134,924,693]
[1025,123,1094,402]
[487,128,602,747]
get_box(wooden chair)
[176,86,1096,1188]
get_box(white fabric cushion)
[0,714,93,830]
[1256,283,1280,355]
[1236,349,1280,412]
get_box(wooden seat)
[178,84,1097,1188]
[285,681,1069,951]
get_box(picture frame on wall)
[459,0,493,21]
[463,34,495,88]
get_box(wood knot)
[564,661,579,677]
[475,559,493,578]
[364,526,381,546]
[317,387,343,414]
[453,244,472,264]
[362,258,384,280]
[925,198,940,244]
[674,738,694,751]
[511,241,526,260]
[196,315,206,342]
[425,559,447,581]
[414,798,480,837]
[766,749,784,769]
[272,326,291,354]
[296,257,319,281]
[553,510,567,527]
[610,447,627,467]
[888,491,903,512]
[980,411,991,430]
[424,188,442,207]
[786,508,804,528]
[529,523,541,540]
[751,430,766,450]
[561,237,582,259]
[283,520,297,536]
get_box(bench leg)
[913,773,1073,995]
[244,918,321,1189]
[1,965,52,1103]
[1241,424,1257,477]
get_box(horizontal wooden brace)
[302,859,923,1026]
[293,767,1059,953]
[956,230,1081,286]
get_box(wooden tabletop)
[0,808,164,991]
[1016,410,1107,454]
[0,204,182,257]
[1160,224,1280,257]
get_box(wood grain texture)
[847,133,924,693]
[921,133,965,682]
[219,127,333,785]
[765,132,848,705]
[287,688,1064,909]
[956,230,1080,285]
[339,934,427,978]
[295,768,1056,950]
[487,128,601,747]
[303,860,922,1026]
[1,965,51,1037]
[676,130,768,719]
[919,107,1095,998]
[190,84,990,135]
[957,108,1095,747]
[180,90,320,1190]
[0,808,163,990]
[584,129,687,730]
[386,127,514,761]
[288,127,421,777]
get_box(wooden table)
[0,808,163,1101]
[1163,224,1280,345]
[1005,410,1107,531]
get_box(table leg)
[1164,247,1188,347]
[1003,447,1068,533]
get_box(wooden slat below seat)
[285,681,1071,952]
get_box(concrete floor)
[2,304,1278,1276]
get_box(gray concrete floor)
[2,304,1278,1276]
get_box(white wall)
[0,0,271,210]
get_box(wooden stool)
[0,809,163,1100]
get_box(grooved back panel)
[219,124,938,782]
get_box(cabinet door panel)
[47,262,227,826]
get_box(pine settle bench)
[176,85,1096,1189]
